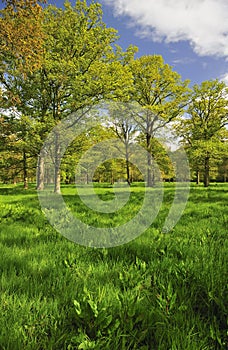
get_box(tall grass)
[0,183,227,349]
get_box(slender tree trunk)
[223,167,227,182]
[130,170,133,183]
[54,130,61,194]
[23,150,28,189]
[125,145,131,186]
[111,170,114,185]
[204,156,210,187]
[196,169,200,185]
[146,133,154,187]
[147,153,153,187]
[37,151,45,190]
[52,87,62,194]
[126,159,131,185]
[86,169,89,184]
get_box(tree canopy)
[0,0,227,189]
[179,80,228,187]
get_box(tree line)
[0,0,227,190]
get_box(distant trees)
[179,80,228,187]
[0,1,227,189]
[108,104,139,185]
[0,110,42,187]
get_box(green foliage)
[0,113,41,184]
[0,0,227,190]
[128,55,190,186]
[179,79,228,186]
[130,55,190,116]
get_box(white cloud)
[221,73,228,85]
[102,0,228,58]
[172,57,196,65]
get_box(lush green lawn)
[0,183,227,349]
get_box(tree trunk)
[23,150,28,190]
[130,171,133,183]
[204,156,210,187]
[126,159,131,185]
[52,87,62,194]
[54,130,61,194]
[146,133,154,187]
[86,169,89,184]
[125,145,131,186]
[196,169,200,185]
[37,151,45,190]
[110,170,114,185]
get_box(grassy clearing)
[0,183,227,349]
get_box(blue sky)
[2,0,228,86]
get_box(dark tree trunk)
[126,159,131,185]
[37,151,45,191]
[146,133,154,187]
[204,156,210,187]
[130,171,133,183]
[52,87,62,194]
[110,170,114,185]
[125,145,131,186]
[196,169,200,185]
[54,130,61,194]
[23,150,28,190]
[86,169,89,184]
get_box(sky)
[99,0,228,86]
[2,0,228,86]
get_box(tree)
[129,55,189,186]
[0,0,134,191]
[35,0,134,193]
[0,0,47,187]
[137,132,175,182]
[217,155,228,182]
[61,124,116,184]
[0,111,40,187]
[180,80,228,187]
[108,104,139,185]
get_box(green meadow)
[0,183,227,349]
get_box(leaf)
[73,300,81,316]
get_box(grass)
[0,182,227,349]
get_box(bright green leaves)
[181,79,228,186]
[130,55,190,115]
[127,55,190,186]
[188,80,228,137]
[41,1,122,112]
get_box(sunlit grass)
[0,183,227,349]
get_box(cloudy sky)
[99,0,228,86]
